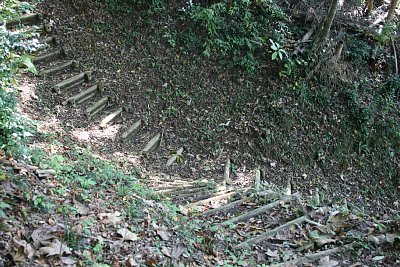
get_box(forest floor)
[28,0,399,217]
[1,0,400,266]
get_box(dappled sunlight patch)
[70,128,91,142]
[233,168,254,187]
[112,151,141,166]
[69,124,121,143]
[35,115,64,135]
[16,78,38,106]
[89,124,120,139]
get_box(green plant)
[30,195,54,211]
[103,0,165,15]
[345,37,370,65]
[184,0,289,72]
[270,39,287,61]
[0,9,43,150]
[0,201,11,218]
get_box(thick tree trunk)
[315,0,340,46]
[387,0,398,22]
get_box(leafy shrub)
[182,0,289,72]
[0,16,41,150]
[345,37,370,65]
[103,0,165,15]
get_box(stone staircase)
[6,12,374,266]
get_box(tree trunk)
[315,0,340,46]
[387,0,398,22]
[366,0,374,15]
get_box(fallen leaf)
[372,255,384,261]
[161,246,171,257]
[385,233,398,244]
[110,240,123,252]
[145,258,158,267]
[309,230,336,246]
[110,211,122,224]
[257,251,266,262]
[266,249,278,258]
[98,211,122,225]
[12,238,34,260]
[319,256,339,267]
[31,226,58,248]
[112,255,120,267]
[157,230,170,241]
[13,246,25,263]
[143,199,156,207]
[126,257,138,267]
[60,257,77,265]
[117,228,138,242]
[170,244,186,259]
[74,201,89,215]
[38,239,71,256]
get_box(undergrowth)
[0,1,41,151]
[99,0,400,196]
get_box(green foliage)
[270,39,287,61]
[19,55,38,75]
[0,3,42,150]
[103,0,165,15]
[373,22,398,46]
[0,0,35,21]
[343,78,400,161]
[183,0,289,72]
[0,201,12,218]
[345,37,370,65]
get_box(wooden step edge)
[32,47,66,64]
[121,120,142,140]
[142,133,161,154]
[63,82,104,106]
[99,107,124,128]
[219,193,299,227]
[266,243,355,267]
[6,13,42,28]
[85,96,109,118]
[53,71,92,92]
[41,60,79,76]
[234,215,308,249]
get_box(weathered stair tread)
[267,243,354,267]
[6,13,42,27]
[121,120,142,140]
[171,188,221,199]
[14,23,51,34]
[85,96,109,117]
[142,133,161,154]
[234,215,308,249]
[100,107,123,128]
[155,182,209,194]
[33,48,65,64]
[176,190,231,203]
[41,60,79,76]
[54,71,92,92]
[219,193,299,227]
[64,82,104,106]
[39,36,59,45]
[186,190,238,207]
[202,197,248,216]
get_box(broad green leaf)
[20,55,38,75]
[272,52,278,60]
